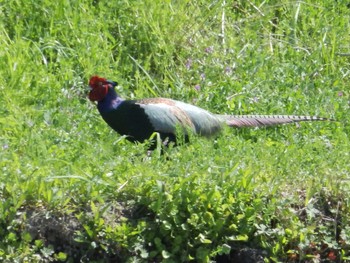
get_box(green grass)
[1,0,350,262]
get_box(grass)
[1,0,350,262]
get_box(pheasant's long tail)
[218,115,333,128]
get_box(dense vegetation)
[1,0,349,262]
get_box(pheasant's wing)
[137,98,223,136]
[220,115,331,127]
[136,99,195,134]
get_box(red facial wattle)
[88,76,109,101]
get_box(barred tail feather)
[220,115,332,128]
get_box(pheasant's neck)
[97,89,124,113]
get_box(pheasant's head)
[88,75,117,101]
